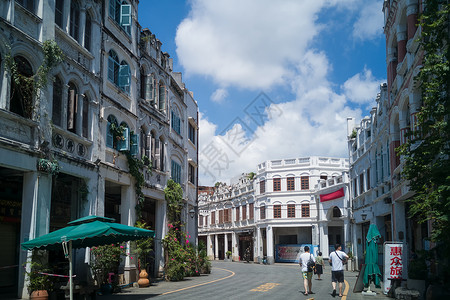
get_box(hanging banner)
[320,187,344,202]
[383,242,407,295]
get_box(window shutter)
[67,89,75,130]
[108,56,115,82]
[145,75,153,100]
[119,64,130,90]
[146,135,151,158]
[130,133,138,156]
[106,122,113,148]
[117,127,130,151]
[120,4,131,26]
[154,138,160,169]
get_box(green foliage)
[350,129,357,139]
[165,179,183,227]
[25,259,54,293]
[90,244,127,286]
[247,172,256,180]
[397,0,449,282]
[37,158,60,176]
[135,221,153,270]
[5,40,63,119]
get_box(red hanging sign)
[320,187,344,202]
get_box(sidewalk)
[344,270,388,300]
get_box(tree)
[398,0,449,282]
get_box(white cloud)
[176,0,326,90]
[352,1,384,41]
[210,88,228,103]
[342,68,383,104]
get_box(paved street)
[101,261,388,300]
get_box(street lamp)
[189,208,195,219]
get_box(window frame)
[273,178,281,192]
[260,205,266,220]
[273,205,281,218]
[301,204,310,218]
[171,160,181,184]
[260,180,265,194]
[287,204,295,218]
[287,177,295,191]
[301,176,309,190]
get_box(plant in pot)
[26,260,54,300]
[226,251,232,260]
[90,243,126,294]
[135,221,154,287]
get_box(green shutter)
[120,4,131,26]
[130,133,138,156]
[117,127,130,151]
[119,64,130,90]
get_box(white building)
[347,84,393,270]
[198,156,349,264]
[0,1,198,298]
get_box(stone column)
[406,0,418,41]
[387,47,398,94]
[256,227,262,263]
[393,201,406,243]
[266,226,274,264]
[155,199,166,277]
[19,171,52,298]
[397,25,407,63]
[224,233,229,260]
[121,184,137,283]
[206,234,214,260]
[214,234,219,260]
[232,232,239,261]
[319,223,329,258]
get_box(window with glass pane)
[273,178,281,191]
[301,204,310,217]
[84,13,92,51]
[211,211,215,224]
[17,0,35,14]
[171,160,181,184]
[320,175,328,180]
[235,207,240,221]
[287,177,295,191]
[52,77,63,126]
[70,0,80,42]
[82,96,88,138]
[242,205,247,220]
[188,164,195,184]
[260,180,265,194]
[301,176,309,190]
[273,205,281,218]
[260,205,266,219]
[287,204,295,218]
[249,203,254,219]
[55,0,64,27]
[108,50,119,84]
[188,123,196,144]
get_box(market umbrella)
[363,224,382,290]
[22,215,154,300]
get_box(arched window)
[109,0,131,35]
[159,137,164,171]
[158,82,165,111]
[332,207,341,218]
[119,60,130,93]
[52,76,63,126]
[55,0,64,27]
[69,0,80,42]
[108,50,119,84]
[140,69,154,102]
[67,82,78,133]
[106,115,118,148]
[84,12,92,52]
[10,56,33,118]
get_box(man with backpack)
[299,245,315,296]
[329,243,349,297]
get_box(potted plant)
[26,260,53,300]
[225,251,232,261]
[90,243,126,294]
[135,221,154,287]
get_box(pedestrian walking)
[315,251,324,280]
[299,245,315,296]
[329,243,349,297]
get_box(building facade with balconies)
[198,156,349,264]
[0,1,198,297]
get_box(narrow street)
[103,261,387,300]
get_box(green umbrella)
[363,224,382,288]
[21,215,154,300]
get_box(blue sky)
[138,0,387,186]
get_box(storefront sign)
[275,244,319,263]
[383,242,407,295]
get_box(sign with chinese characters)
[383,242,407,295]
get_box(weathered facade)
[0,1,198,298]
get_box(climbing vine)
[5,40,63,119]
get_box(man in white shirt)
[299,245,315,296]
[329,243,349,297]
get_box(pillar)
[319,223,329,258]
[397,25,407,63]
[232,232,239,261]
[387,47,398,93]
[224,233,228,259]
[256,227,262,263]
[206,234,214,260]
[155,199,166,277]
[266,226,274,264]
[393,201,406,243]
[19,171,52,298]
[121,185,137,283]
[406,0,418,41]
[214,234,219,260]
